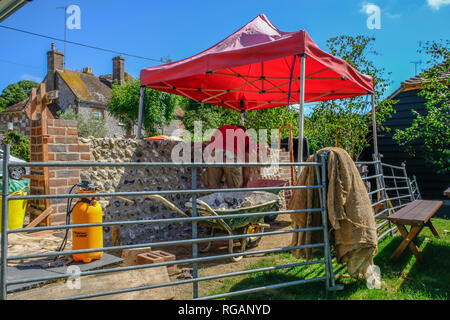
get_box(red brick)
[49,179,68,187]
[68,178,80,185]
[48,127,66,136]
[48,145,67,153]
[54,169,79,178]
[137,253,164,264]
[137,250,177,275]
[53,119,77,128]
[55,153,80,161]
[55,136,78,144]
[80,153,91,161]
[67,128,78,136]
[68,145,89,153]
[48,153,55,161]
[57,186,76,194]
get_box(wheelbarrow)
[116,191,280,262]
[246,179,287,223]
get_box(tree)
[3,130,30,161]
[0,80,39,111]
[108,79,178,137]
[304,35,396,160]
[393,40,449,174]
[58,108,107,138]
[181,97,298,143]
[180,98,240,140]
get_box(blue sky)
[1,0,449,103]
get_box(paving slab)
[7,253,123,293]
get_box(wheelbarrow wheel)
[229,228,247,262]
[245,224,264,248]
[199,227,215,253]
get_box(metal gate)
[1,144,339,300]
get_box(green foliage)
[305,35,396,160]
[58,108,107,138]
[209,218,450,300]
[108,79,178,137]
[245,107,299,143]
[3,130,30,161]
[393,40,450,174]
[181,98,241,141]
[0,80,39,111]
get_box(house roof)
[57,69,113,106]
[99,73,135,87]
[0,98,29,114]
[387,59,449,100]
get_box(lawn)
[208,218,450,300]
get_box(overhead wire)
[0,25,164,63]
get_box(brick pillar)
[279,150,294,208]
[29,119,49,223]
[29,118,91,225]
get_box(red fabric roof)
[140,14,374,111]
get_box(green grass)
[208,218,450,300]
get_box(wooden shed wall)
[372,89,448,199]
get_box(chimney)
[112,56,125,85]
[46,43,64,91]
[82,67,93,74]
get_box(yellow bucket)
[0,187,28,231]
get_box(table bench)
[444,187,450,198]
[387,200,443,263]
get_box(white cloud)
[20,74,42,83]
[360,2,380,14]
[386,12,401,19]
[427,0,450,10]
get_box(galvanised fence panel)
[1,144,339,300]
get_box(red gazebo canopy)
[140,14,374,112]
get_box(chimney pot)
[82,67,93,74]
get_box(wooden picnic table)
[444,187,450,198]
[387,200,443,263]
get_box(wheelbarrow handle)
[113,195,189,218]
[143,195,189,218]
[196,200,233,235]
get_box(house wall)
[80,138,292,246]
[0,112,30,137]
[55,74,77,113]
[29,120,293,243]
[55,73,127,138]
[375,89,448,199]
[76,102,127,138]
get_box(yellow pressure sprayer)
[57,180,103,263]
